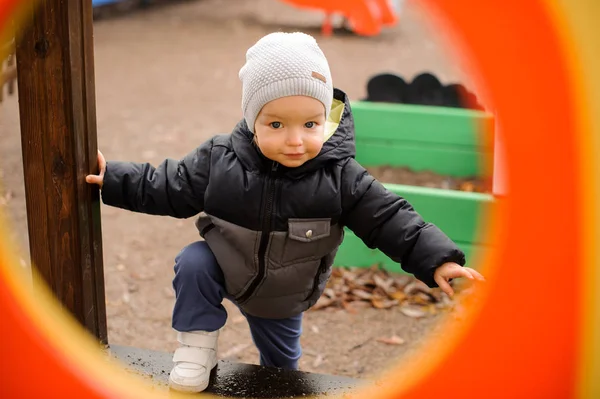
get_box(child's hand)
[86,150,106,188]
[434,262,485,297]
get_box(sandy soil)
[0,0,478,379]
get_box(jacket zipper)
[236,161,278,303]
[306,259,327,301]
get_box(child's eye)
[305,121,316,128]
[270,122,282,129]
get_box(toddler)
[86,32,484,393]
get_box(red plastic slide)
[278,0,398,36]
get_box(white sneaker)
[168,330,219,392]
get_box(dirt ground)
[0,0,478,380]
[366,166,489,193]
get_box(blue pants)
[171,241,303,369]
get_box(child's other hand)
[434,262,485,297]
[86,150,106,188]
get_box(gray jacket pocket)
[288,218,331,242]
[281,218,333,265]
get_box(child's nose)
[285,130,303,146]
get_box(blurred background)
[0,0,488,379]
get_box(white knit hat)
[239,32,334,133]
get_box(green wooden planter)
[333,101,495,272]
[352,100,494,176]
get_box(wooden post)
[15,0,107,344]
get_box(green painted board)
[350,101,494,176]
[382,183,492,245]
[334,229,484,272]
[350,101,493,144]
[333,184,492,273]
[332,101,495,273]
[357,141,481,178]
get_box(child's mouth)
[284,153,305,159]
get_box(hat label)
[312,71,327,83]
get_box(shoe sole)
[168,377,210,393]
[168,362,217,393]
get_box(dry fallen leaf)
[309,265,467,314]
[341,269,357,282]
[394,275,413,287]
[376,335,405,345]
[460,182,476,192]
[389,291,407,301]
[351,289,372,300]
[404,281,431,295]
[371,299,398,309]
[373,274,394,293]
[410,292,434,305]
[312,354,325,368]
[372,286,389,298]
[400,306,428,319]
[311,295,334,310]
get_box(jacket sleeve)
[100,138,213,219]
[340,158,466,287]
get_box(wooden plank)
[110,345,360,397]
[15,0,107,344]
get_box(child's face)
[254,96,326,168]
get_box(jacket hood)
[231,88,355,178]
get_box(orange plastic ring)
[1,0,598,398]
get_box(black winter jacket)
[101,88,466,319]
